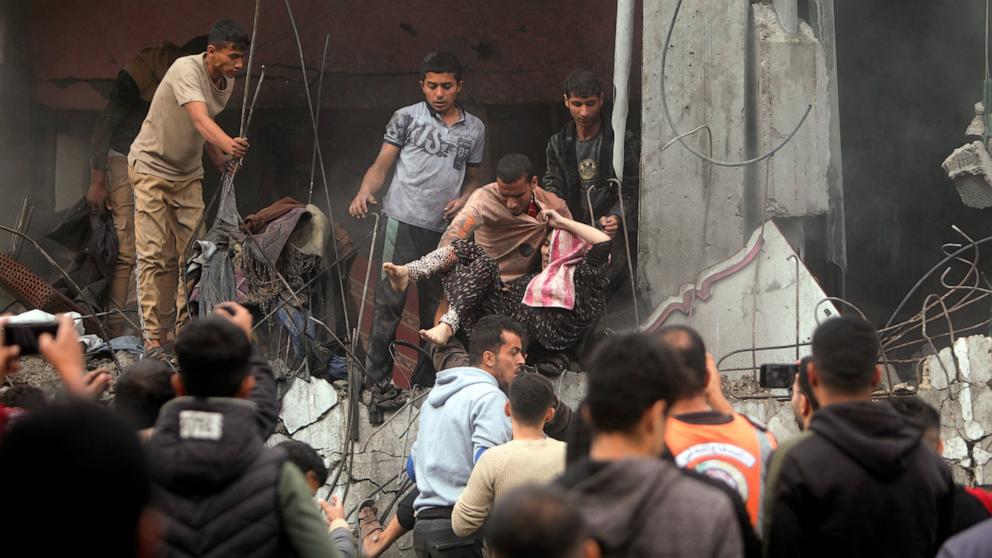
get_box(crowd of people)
[352,47,640,406]
[3,13,992,558]
[3,303,992,557]
[82,14,641,415]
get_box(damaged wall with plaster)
[638,0,842,315]
[920,335,992,484]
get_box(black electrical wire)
[660,0,812,167]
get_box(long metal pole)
[284,0,352,340]
[239,0,261,138]
[308,34,331,205]
[611,0,634,180]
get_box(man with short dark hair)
[441,153,569,286]
[113,302,278,440]
[147,314,341,557]
[888,396,992,534]
[656,324,777,531]
[764,316,955,557]
[543,69,639,300]
[277,440,357,558]
[128,19,251,349]
[422,153,569,369]
[278,440,330,493]
[408,315,526,557]
[558,333,742,557]
[350,51,486,400]
[452,373,567,537]
[487,484,600,558]
[114,359,175,432]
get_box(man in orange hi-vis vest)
[656,325,777,532]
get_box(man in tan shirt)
[128,19,251,349]
[440,153,569,284]
[452,372,566,537]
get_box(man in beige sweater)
[452,373,566,536]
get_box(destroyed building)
[3,0,992,554]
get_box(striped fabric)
[522,228,589,310]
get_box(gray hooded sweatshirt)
[560,457,743,558]
[411,366,512,512]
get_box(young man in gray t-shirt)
[348,51,485,405]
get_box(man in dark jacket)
[557,333,742,557]
[542,69,639,302]
[764,316,955,558]
[146,313,340,558]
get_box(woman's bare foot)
[420,322,454,346]
[382,262,410,292]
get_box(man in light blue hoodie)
[408,315,526,557]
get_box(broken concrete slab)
[291,403,346,456]
[919,334,992,484]
[280,377,339,434]
[959,335,992,385]
[943,140,992,209]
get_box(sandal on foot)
[358,499,383,541]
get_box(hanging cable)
[660,0,812,167]
[284,0,352,340]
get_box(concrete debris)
[919,335,992,484]
[279,377,339,434]
[942,140,992,209]
[965,102,985,138]
[290,404,345,457]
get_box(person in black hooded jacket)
[146,313,341,558]
[542,69,639,304]
[763,316,955,558]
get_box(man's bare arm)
[184,101,249,158]
[349,142,401,218]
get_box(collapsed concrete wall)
[919,335,992,485]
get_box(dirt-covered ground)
[1,352,138,402]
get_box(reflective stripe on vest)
[665,413,778,528]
